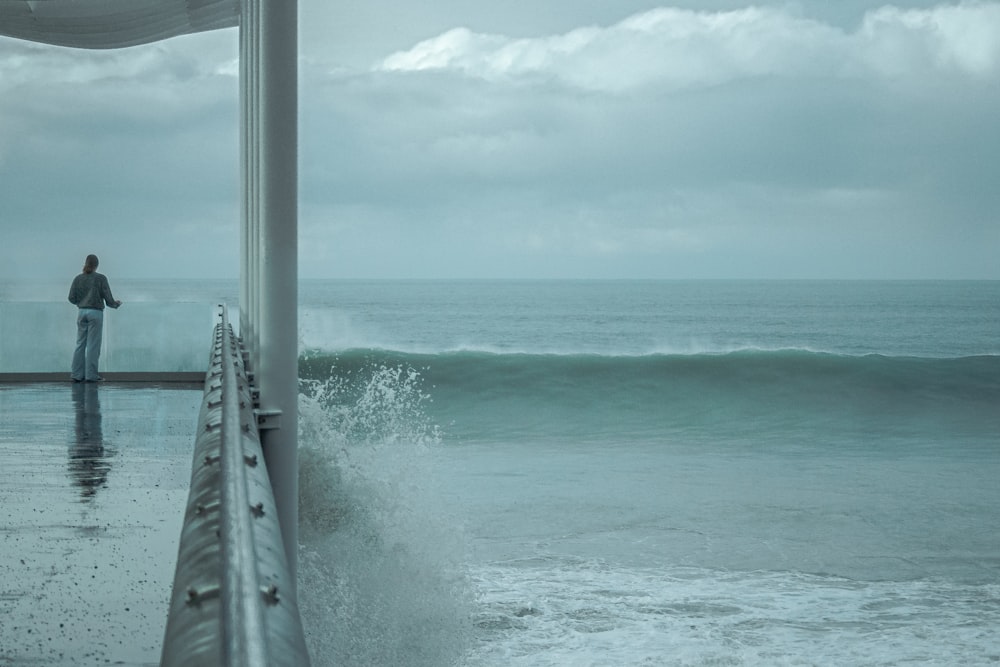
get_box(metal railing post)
[255,0,299,587]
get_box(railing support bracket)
[253,408,282,430]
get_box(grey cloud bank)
[2,2,998,280]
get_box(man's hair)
[83,254,99,273]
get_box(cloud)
[378,4,1000,90]
[299,3,1000,277]
[859,3,1000,76]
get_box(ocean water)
[10,279,998,665]
[291,280,1000,666]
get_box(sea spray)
[296,359,472,666]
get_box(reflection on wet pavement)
[69,383,114,501]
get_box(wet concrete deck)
[0,381,202,666]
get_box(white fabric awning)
[0,0,239,49]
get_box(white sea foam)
[466,559,1000,666]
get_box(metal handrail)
[217,305,269,667]
[161,305,310,666]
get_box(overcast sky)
[2,1,998,280]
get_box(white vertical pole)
[238,3,249,343]
[248,0,262,373]
[257,0,299,588]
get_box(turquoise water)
[291,280,1000,666]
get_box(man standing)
[68,254,122,382]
